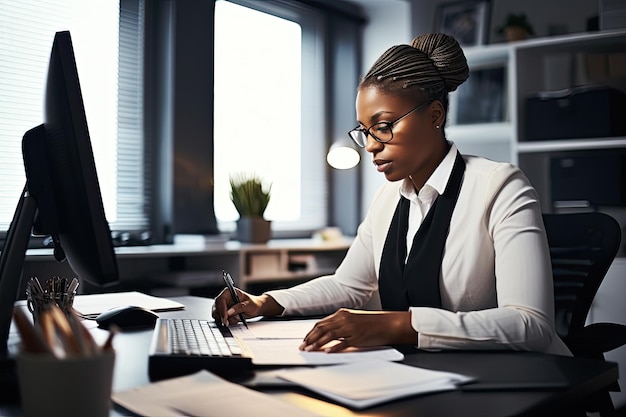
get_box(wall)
[353,0,413,218]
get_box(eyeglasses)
[348,100,432,148]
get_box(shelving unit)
[512,31,626,220]
[450,31,626,145]
[449,29,626,218]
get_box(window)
[0,0,364,245]
[214,0,328,235]
[0,0,148,238]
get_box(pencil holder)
[17,351,115,417]
[25,276,78,324]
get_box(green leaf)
[229,173,272,217]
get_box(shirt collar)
[400,141,458,199]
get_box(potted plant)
[229,173,272,243]
[497,13,534,42]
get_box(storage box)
[525,86,626,141]
[550,151,626,207]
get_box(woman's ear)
[430,100,446,128]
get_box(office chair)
[543,212,626,416]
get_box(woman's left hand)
[299,308,416,353]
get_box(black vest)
[378,152,466,310]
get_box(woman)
[213,33,571,357]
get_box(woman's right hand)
[211,288,284,326]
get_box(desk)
[21,237,352,294]
[2,295,619,417]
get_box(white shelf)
[462,43,511,66]
[513,29,626,51]
[518,137,626,153]
[447,123,512,143]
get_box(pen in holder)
[25,276,79,324]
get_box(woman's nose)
[365,135,383,153]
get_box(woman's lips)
[373,159,391,173]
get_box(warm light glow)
[327,145,360,170]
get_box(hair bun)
[410,33,469,92]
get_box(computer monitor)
[0,30,119,363]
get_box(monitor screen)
[0,30,119,361]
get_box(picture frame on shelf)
[434,0,491,47]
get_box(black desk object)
[1,295,619,417]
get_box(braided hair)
[359,33,469,121]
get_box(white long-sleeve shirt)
[267,144,572,356]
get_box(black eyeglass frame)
[348,100,433,148]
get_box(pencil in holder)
[25,276,79,324]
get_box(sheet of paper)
[244,338,404,365]
[113,370,321,417]
[73,291,185,317]
[227,319,405,365]
[244,319,318,339]
[275,359,474,409]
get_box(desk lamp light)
[326,138,360,170]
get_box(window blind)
[116,0,150,232]
[0,0,149,239]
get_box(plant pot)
[504,26,529,42]
[236,216,271,243]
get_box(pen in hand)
[222,270,249,328]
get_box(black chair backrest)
[543,212,622,341]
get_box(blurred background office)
[1,0,625,410]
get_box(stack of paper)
[275,359,474,409]
[113,370,321,417]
